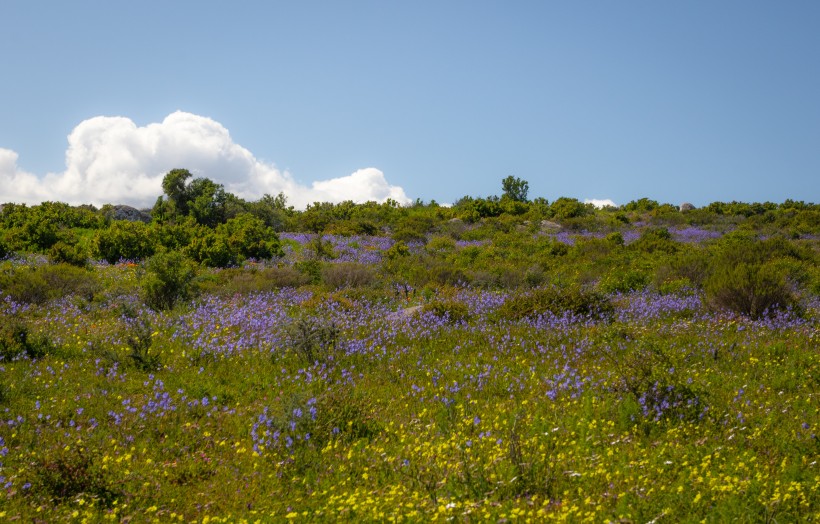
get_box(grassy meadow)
[1,191,820,522]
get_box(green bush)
[95,221,156,263]
[603,338,709,427]
[222,213,283,261]
[153,218,198,250]
[321,262,375,289]
[253,385,378,467]
[655,247,710,289]
[186,215,283,268]
[598,268,651,294]
[187,231,234,267]
[549,197,590,220]
[425,235,457,254]
[294,259,324,285]
[305,235,336,260]
[0,263,99,304]
[48,241,89,267]
[285,316,343,366]
[656,278,694,295]
[524,265,547,288]
[140,251,198,311]
[32,448,119,507]
[262,267,311,288]
[494,285,613,322]
[704,260,797,318]
[203,266,311,295]
[421,300,470,323]
[703,233,802,318]
[630,227,679,254]
[124,317,162,372]
[0,321,56,360]
[0,237,10,259]
[427,263,467,287]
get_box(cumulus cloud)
[0,149,53,203]
[0,111,411,209]
[584,198,617,209]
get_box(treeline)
[2,171,819,266]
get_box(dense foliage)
[0,174,818,521]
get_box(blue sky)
[1,1,818,208]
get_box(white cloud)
[0,149,53,202]
[0,111,411,210]
[584,198,617,208]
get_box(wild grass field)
[1,182,819,521]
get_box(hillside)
[0,175,819,521]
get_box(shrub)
[94,220,155,263]
[603,338,709,427]
[384,241,410,260]
[425,235,457,254]
[0,321,56,361]
[32,448,119,507]
[606,231,625,245]
[630,227,679,254]
[321,262,375,289]
[305,235,336,260]
[285,316,343,366]
[261,266,311,288]
[598,268,651,294]
[41,264,100,301]
[186,231,234,268]
[428,263,467,287]
[185,213,282,268]
[572,236,620,261]
[494,285,613,322]
[392,227,427,243]
[153,218,198,250]
[140,251,198,311]
[703,233,801,318]
[294,259,323,285]
[524,265,546,288]
[498,268,525,288]
[222,213,283,261]
[209,266,310,294]
[124,316,161,372]
[656,278,694,295]
[48,241,88,267]
[421,300,470,323]
[251,386,379,464]
[704,260,797,318]
[549,197,590,220]
[655,247,710,289]
[300,292,355,313]
[467,270,498,289]
[0,264,99,304]
[0,237,10,259]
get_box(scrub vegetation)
[0,173,819,522]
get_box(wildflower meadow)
[1,184,819,522]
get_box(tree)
[501,176,529,203]
[161,169,194,216]
[187,177,228,227]
[158,169,241,227]
[248,193,293,231]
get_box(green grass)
[0,267,818,522]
